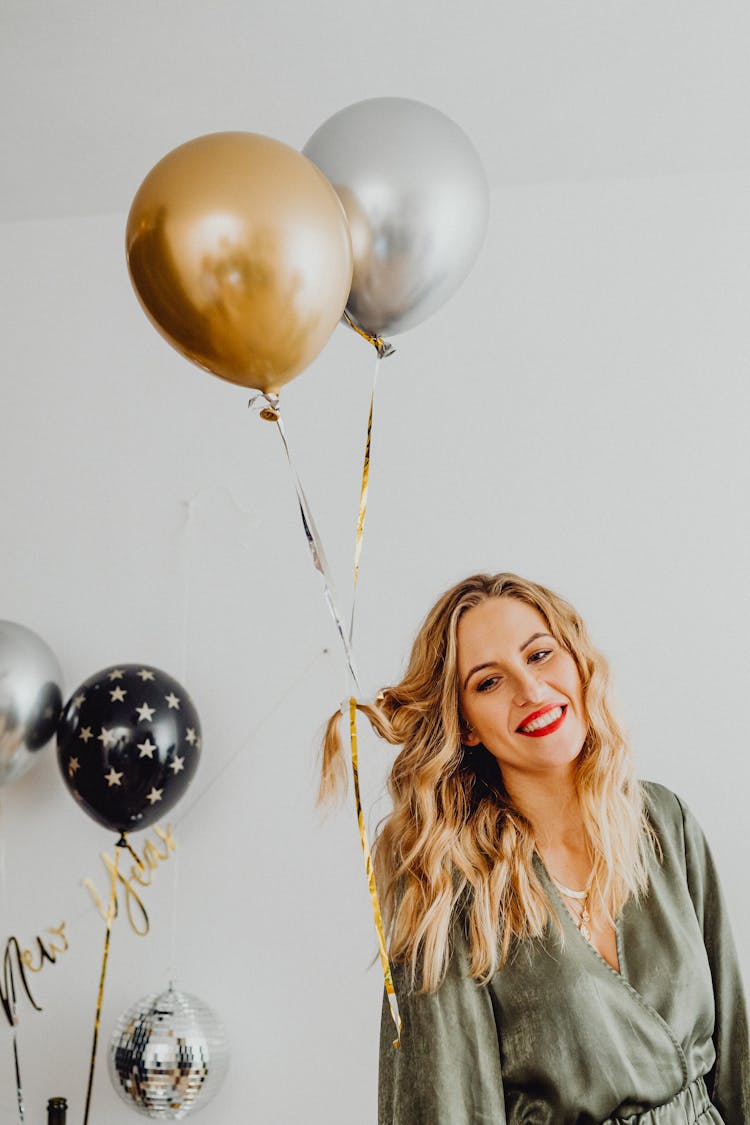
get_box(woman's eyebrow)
[462,634,554,690]
[463,662,496,690]
[520,632,553,652]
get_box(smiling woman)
[320,572,750,1124]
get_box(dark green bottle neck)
[47,1096,67,1124]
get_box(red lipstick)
[516,704,567,738]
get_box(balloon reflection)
[0,621,63,786]
[127,132,353,393]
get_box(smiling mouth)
[517,705,567,737]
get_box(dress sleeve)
[678,794,750,1123]
[378,927,507,1125]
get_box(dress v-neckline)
[534,851,625,977]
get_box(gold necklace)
[551,876,593,941]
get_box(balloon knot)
[248,392,281,422]
[343,311,395,358]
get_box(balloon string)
[348,699,401,1046]
[169,499,194,987]
[9,948,24,1123]
[2,801,25,1120]
[346,342,399,1040]
[82,834,124,1125]
[0,798,7,915]
[248,383,401,1041]
[342,311,395,360]
[248,394,360,692]
[119,835,143,868]
[12,1032,24,1121]
[349,354,380,647]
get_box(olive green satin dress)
[379,783,750,1124]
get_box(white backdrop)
[2,3,750,1123]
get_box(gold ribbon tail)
[82,833,124,1125]
[349,354,380,647]
[348,699,402,1047]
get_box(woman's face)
[457,597,587,783]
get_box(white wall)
[3,0,750,1111]
[1,163,748,1121]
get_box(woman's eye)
[477,676,501,693]
[529,649,552,664]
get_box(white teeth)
[520,706,563,733]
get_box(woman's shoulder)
[639,778,681,811]
[639,779,689,838]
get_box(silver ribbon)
[248,393,360,691]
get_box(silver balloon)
[0,620,63,786]
[304,97,489,339]
[109,986,229,1119]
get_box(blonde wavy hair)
[320,572,657,994]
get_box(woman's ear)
[461,718,481,747]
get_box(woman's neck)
[504,768,584,850]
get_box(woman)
[321,572,749,1123]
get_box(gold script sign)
[1,924,69,1027]
[83,823,176,936]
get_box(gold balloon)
[126,132,353,393]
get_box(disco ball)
[108,986,229,1118]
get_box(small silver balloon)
[0,620,63,786]
[304,97,490,339]
[108,986,229,1119]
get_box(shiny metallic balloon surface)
[127,131,353,393]
[109,987,229,1119]
[304,97,489,338]
[0,620,63,786]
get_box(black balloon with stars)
[57,664,201,834]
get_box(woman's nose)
[512,666,546,705]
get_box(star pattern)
[138,737,156,759]
[61,664,200,827]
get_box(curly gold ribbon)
[82,834,124,1125]
[348,699,401,1047]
